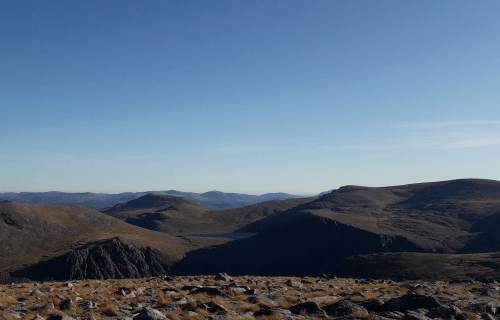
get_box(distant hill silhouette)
[0,190,299,210]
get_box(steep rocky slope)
[11,237,175,281]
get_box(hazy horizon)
[2,1,499,194]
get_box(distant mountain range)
[0,190,300,210]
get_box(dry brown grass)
[255,312,282,320]
[97,299,121,314]
[1,275,494,320]
[233,303,260,314]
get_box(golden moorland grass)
[0,276,498,320]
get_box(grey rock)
[289,301,328,318]
[214,273,232,282]
[60,298,72,309]
[269,285,287,293]
[281,316,308,320]
[426,305,462,319]
[189,286,229,297]
[172,296,188,303]
[199,302,227,313]
[378,311,404,319]
[404,310,432,320]
[133,307,167,320]
[402,283,421,290]
[158,303,181,312]
[32,315,45,320]
[30,290,44,296]
[481,289,499,297]
[385,294,442,312]
[437,296,458,306]
[78,301,96,310]
[129,302,145,311]
[39,303,54,310]
[9,305,28,312]
[416,308,429,314]
[326,300,368,317]
[45,316,74,320]
[9,312,24,319]
[211,310,238,320]
[255,308,282,317]
[481,313,495,320]
[359,299,385,310]
[180,285,201,291]
[179,311,198,317]
[459,297,500,314]
[350,292,365,298]
[285,279,303,289]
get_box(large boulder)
[189,286,229,298]
[384,294,441,312]
[426,305,462,319]
[326,300,368,317]
[133,307,167,320]
[404,310,432,320]
[290,301,328,318]
[458,297,500,315]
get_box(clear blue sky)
[1,1,499,194]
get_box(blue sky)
[1,1,499,194]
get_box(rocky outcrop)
[11,237,175,281]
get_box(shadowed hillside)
[328,251,500,281]
[170,179,500,277]
[170,213,426,276]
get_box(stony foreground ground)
[1,274,500,320]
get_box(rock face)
[11,237,175,281]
